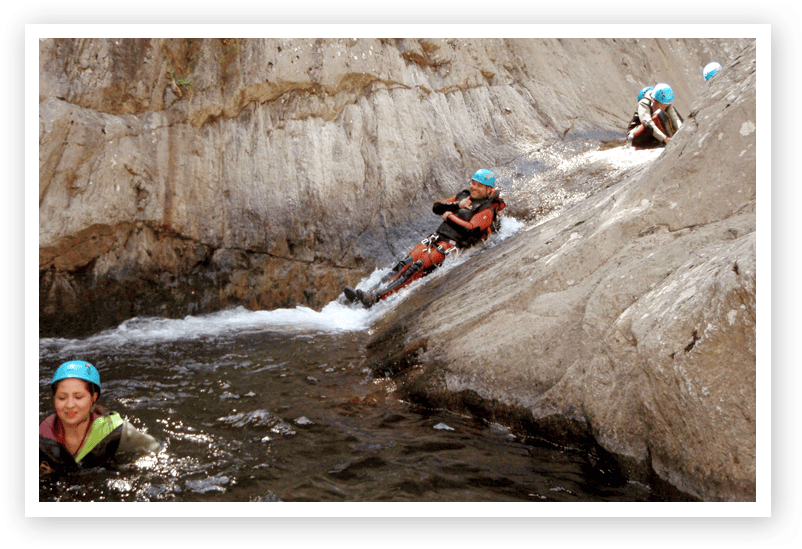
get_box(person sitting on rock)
[626,86,654,134]
[39,360,163,475]
[627,83,683,148]
[343,169,505,308]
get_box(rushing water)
[38,315,659,502]
[38,145,677,503]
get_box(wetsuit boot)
[343,286,378,308]
[355,289,378,308]
[344,253,416,306]
[343,286,359,303]
[344,259,426,309]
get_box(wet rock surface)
[368,42,757,502]
[38,37,750,336]
[39,37,757,502]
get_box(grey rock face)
[39,37,749,336]
[369,41,757,502]
[39,36,758,501]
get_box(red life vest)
[433,188,506,247]
[629,109,672,139]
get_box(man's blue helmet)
[652,83,674,105]
[471,169,495,188]
[51,360,101,395]
[703,62,722,81]
[638,86,654,101]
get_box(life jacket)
[630,109,672,140]
[39,411,159,473]
[433,188,506,247]
[486,188,506,237]
[629,90,683,141]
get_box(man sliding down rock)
[343,169,505,308]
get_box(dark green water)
[39,313,669,502]
[38,145,679,502]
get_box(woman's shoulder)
[39,414,57,438]
[88,411,125,435]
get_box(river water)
[38,144,677,503]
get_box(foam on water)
[39,217,526,355]
[39,302,373,355]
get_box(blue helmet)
[653,83,674,105]
[703,62,722,81]
[638,86,654,101]
[471,169,495,188]
[51,360,101,395]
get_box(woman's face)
[54,378,97,429]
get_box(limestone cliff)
[38,37,749,336]
[368,41,757,502]
[39,36,757,502]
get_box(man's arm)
[638,98,668,142]
[442,208,494,233]
[432,196,459,215]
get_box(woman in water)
[39,360,162,474]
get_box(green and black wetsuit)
[39,411,162,473]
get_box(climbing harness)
[421,234,457,263]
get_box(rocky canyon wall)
[39,37,750,336]
[366,41,757,502]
